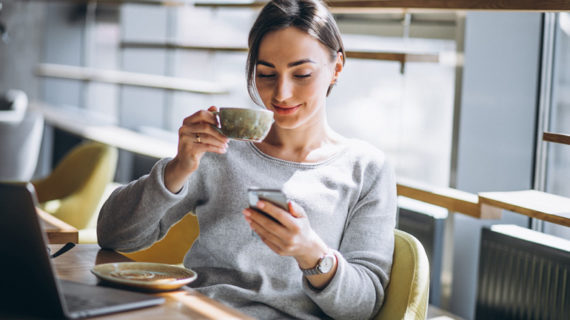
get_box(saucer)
[91,262,197,292]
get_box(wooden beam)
[37,0,570,11]
[121,42,248,53]
[194,0,570,11]
[346,50,439,62]
[396,178,482,218]
[543,132,570,146]
[479,190,570,227]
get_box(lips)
[272,104,300,115]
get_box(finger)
[260,234,286,256]
[249,218,287,253]
[257,201,299,231]
[181,118,228,144]
[195,122,229,143]
[250,213,298,247]
[183,109,218,126]
[180,139,227,155]
[190,132,227,151]
[244,207,289,239]
[178,132,227,155]
[288,201,305,218]
[244,207,280,229]
[179,126,227,149]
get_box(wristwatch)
[300,253,336,276]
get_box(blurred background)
[0,1,568,319]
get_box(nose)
[273,76,293,102]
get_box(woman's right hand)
[164,106,229,193]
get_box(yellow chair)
[32,141,118,232]
[375,229,430,320]
[122,213,200,265]
[120,221,429,319]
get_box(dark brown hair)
[246,0,345,105]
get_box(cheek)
[304,77,331,100]
[256,82,271,101]
[297,84,319,101]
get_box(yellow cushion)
[374,229,430,320]
[122,213,199,265]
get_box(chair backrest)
[32,142,118,230]
[122,213,199,265]
[374,229,430,320]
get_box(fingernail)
[242,209,250,217]
[257,201,265,209]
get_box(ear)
[331,52,343,85]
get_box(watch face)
[317,255,335,273]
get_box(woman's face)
[255,26,342,130]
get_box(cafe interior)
[0,0,569,319]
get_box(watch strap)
[300,265,322,276]
[300,253,335,276]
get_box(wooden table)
[396,177,483,218]
[50,244,253,319]
[38,208,79,244]
[479,190,570,227]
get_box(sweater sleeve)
[302,158,397,320]
[97,158,196,252]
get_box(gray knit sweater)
[97,140,397,319]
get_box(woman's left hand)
[242,201,330,270]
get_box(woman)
[97,0,397,319]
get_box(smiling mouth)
[273,104,300,115]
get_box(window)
[544,12,570,240]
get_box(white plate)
[91,262,197,292]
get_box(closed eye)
[257,73,275,78]
[295,74,312,78]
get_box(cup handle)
[211,110,223,134]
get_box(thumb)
[288,201,305,218]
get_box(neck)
[257,112,344,163]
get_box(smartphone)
[247,188,289,223]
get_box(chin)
[273,116,299,129]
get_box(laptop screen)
[0,182,66,318]
[0,182,165,319]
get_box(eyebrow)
[257,59,316,68]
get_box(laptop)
[0,182,165,319]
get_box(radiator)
[397,197,447,306]
[476,225,570,320]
